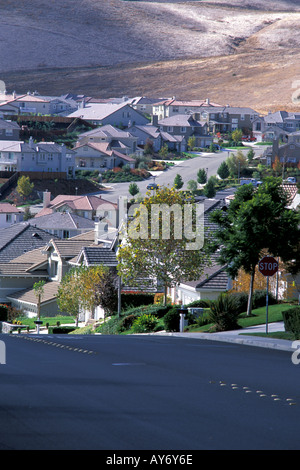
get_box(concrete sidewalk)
[160,322,296,352]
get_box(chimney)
[28,136,35,149]
[152,115,158,126]
[94,219,108,244]
[43,190,51,208]
[206,98,210,105]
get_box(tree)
[186,180,198,192]
[56,267,82,326]
[173,174,184,190]
[247,148,255,163]
[217,161,230,180]
[226,150,248,177]
[33,280,45,320]
[197,168,207,185]
[129,182,139,197]
[187,136,196,151]
[209,177,300,316]
[159,143,169,159]
[117,186,210,305]
[203,177,216,198]
[57,265,118,323]
[16,175,34,201]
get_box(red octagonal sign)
[258,256,279,277]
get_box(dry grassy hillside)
[1,0,300,113]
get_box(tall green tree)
[117,186,209,305]
[203,177,216,198]
[17,175,34,201]
[209,177,300,315]
[226,150,248,177]
[231,129,243,146]
[197,168,207,185]
[129,182,139,197]
[217,161,230,180]
[173,174,184,190]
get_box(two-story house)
[0,137,75,175]
[0,119,20,141]
[157,113,212,151]
[0,203,24,228]
[252,111,300,142]
[72,141,135,172]
[76,124,138,155]
[262,138,300,167]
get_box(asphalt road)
[98,146,265,203]
[1,333,299,451]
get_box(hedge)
[282,307,300,339]
[48,326,78,334]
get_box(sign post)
[258,256,279,334]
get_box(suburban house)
[67,101,150,127]
[0,137,75,175]
[28,211,95,239]
[36,192,119,227]
[5,231,97,316]
[2,92,78,116]
[171,263,231,305]
[72,141,136,172]
[0,102,19,116]
[157,113,213,151]
[252,111,300,142]
[0,203,24,228]
[0,118,20,140]
[0,222,58,263]
[261,139,300,166]
[127,122,162,153]
[151,98,222,120]
[201,106,260,134]
[76,124,138,155]
[5,227,119,319]
[131,96,164,116]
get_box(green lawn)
[15,315,76,329]
[189,303,294,333]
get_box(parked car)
[240,178,262,187]
[285,177,297,184]
[147,183,159,190]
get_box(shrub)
[122,293,155,310]
[252,290,277,309]
[163,307,180,332]
[186,299,212,308]
[0,304,9,321]
[282,307,300,339]
[48,326,77,334]
[230,292,249,314]
[209,293,241,332]
[131,314,158,333]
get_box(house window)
[181,127,186,133]
[6,214,12,223]
[241,114,245,120]
[52,261,58,276]
[63,230,70,239]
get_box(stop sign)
[258,256,279,277]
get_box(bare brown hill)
[1,0,300,113]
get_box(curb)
[157,331,295,352]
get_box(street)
[0,333,299,450]
[98,146,264,203]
